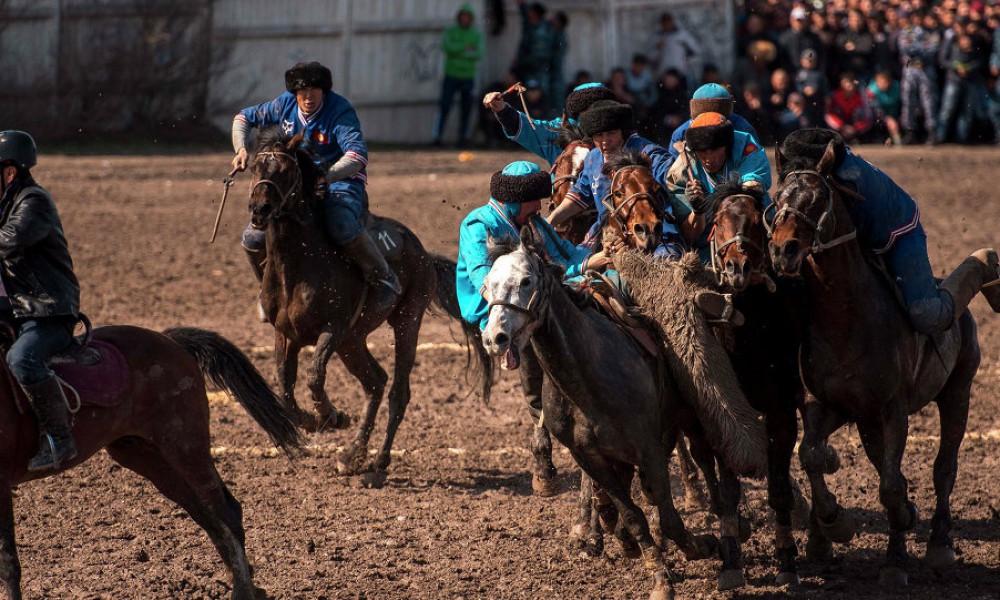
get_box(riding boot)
[244,246,268,322]
[23,377,77,472]
[694,290,745,327]
[342,231,402,314]
[941,248,1000,318]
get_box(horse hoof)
[532,473,561,497]
[360,469,387,489]
[293,410,321,433]
[775,571,801,586]
[878,567,908,587]
[335,448,368,476]
[823,446,841,474]
[818,509,856,544]
[718,569,746,591]
[924,545,956,570]
[316,410,352,432]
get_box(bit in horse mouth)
[500,344,521,370]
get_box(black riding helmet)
[0,130,37,171]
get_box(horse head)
[768,140,849,276]
[248,129,320,229]
[549,139,592,214]
[601,149,665,254]
[709,181,768,292]
[481,226,554,371]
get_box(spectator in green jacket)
[434,3,482,147]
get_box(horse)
[0,325,301,600]
[481,229,775,597]
[548,129,596,245]
[247,128,492,483]
[706,180,810,585]
[768,141,981,586]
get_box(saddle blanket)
[365,217,405,263]
[13,340,130,414]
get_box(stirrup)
[27,434,62,472]
[377,277,402,296]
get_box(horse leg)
[799,400,853,560]
[925,367,973,570]
[305,329,351,431]
[766,408,801,585]
[675,435,709,512]
[106,437,261,600]
[570,473,605,558]
[522,344,558,496]
[274,333,313,431]
[335,336,388,477]
[574,452,674,600]
[0,485,21,600]
[367,310,424,483]
[686,433,724,517]
[870,409,918,587]
[715,463,747,591]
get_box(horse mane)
[601,148,650,178]
[252,126,327,205]
[485,235,521,264]
[777,153,817,180]
[556,122,588,149]
[705,178,764,224]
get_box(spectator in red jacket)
[825,72,873,143]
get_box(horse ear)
[816,140,836,175]
[288,131,305,150]
[519,224,537,250]
[774,145,785,175]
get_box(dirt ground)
[11,145,1000,599]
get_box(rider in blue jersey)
[780,129,1000,334]
[231,62,400,315]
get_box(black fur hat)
[564,84,617,120]
[780,128,847,168]
[490,164,552,204]
[285,62,333,93]
[685,112,734,151]
[579,100,634,137]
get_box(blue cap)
[501,161,542,177]
[692,83,732,100]
[572,82,605,92]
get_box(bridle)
[486,250,552,342]
[602,165,666,242]
[767,169,857,254]
[249,149,302,223]
[709,194,768,286]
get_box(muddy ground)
[11,146,1000,598]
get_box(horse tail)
[429,255,494,403]
[163,327,303,452]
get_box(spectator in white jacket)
[647,11,702,85]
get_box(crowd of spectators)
[734,0,1000,146]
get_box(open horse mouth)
[500,344,521,370]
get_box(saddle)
[0,317,130,414]
[578,272,662,357]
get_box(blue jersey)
[235,91,368,185]
[457,202,589,330]
[564,134,679,247]
[669,113,760,159]
[498,112,574,165]
[834,149,919,254]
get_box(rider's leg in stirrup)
[242,223,268,321]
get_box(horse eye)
[520,276,532,287]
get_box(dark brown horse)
[247,129,491,482]
[707,181,809,585]
[0,326,301,600]
[548,132,596,245]
[769,142,980,586]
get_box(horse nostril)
[783,240,800,259]
[494,332,509,348]
[633,223,649,237]
[725,259,736,275]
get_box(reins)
[769,169,858,254]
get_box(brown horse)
[548,133,596,245]
[707,181,810,585]
[599,151,668,254]
[247,128,491,482]
[768,142,981,586]
[0,326,301,600]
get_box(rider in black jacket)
[0,130,81,471]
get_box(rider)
[663,112,772,263]
[482,82,617,165]
[457,161,607,473]
[231,61,401,314]
[545,99,687,256]
[780,128,1000,334]
[668,83,760,159]
[0,131,81,471]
